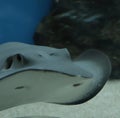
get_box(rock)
[34,0,120,79]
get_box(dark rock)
[34,0,120,79]
[35,0,117,44]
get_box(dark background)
[34,0,120,79]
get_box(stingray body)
[0,42,111,111]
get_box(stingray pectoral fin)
[71,49,111,104]
[75,49,112,76]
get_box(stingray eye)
[4,57,14,69]
[3,54,26,70]
[14,54,25,65]
[16,54,23,62]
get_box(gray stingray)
[0,42,111,111]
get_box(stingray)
[0,42,111,111]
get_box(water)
[0,0,53,44]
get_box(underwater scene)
[0,0,119,118]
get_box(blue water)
[0,0,52,44]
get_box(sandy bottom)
[0,80,119,118]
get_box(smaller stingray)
[0,42,111,110]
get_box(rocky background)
[34,0,120,79]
